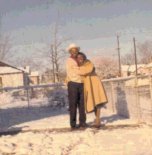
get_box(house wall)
[121,71,129,77]
[0,73,24,87]
[0,77,2,88]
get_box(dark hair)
[77,52,87,60]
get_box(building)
[19,66,40,85]
[0,61,25,88]
[121,64,147,77]
[29,71,40,85]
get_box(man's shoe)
[71,125,79,130]
[78,123,88,129]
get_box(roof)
[0,61,24,74]
[0,66,23,74]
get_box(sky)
[1,0,152,59]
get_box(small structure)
[121,64,147,77]
[146,62,152,74]
[0,61,25,87]
[29,71,40,85]
[19,66,40,85]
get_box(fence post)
[24,73,30,108]
[26,86,30,108]
[134,77,141,123]
[110,81,115,113]
[149,75,152,122]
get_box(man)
[66,43,86,129]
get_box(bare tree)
[50,28,68,82]
[138,40,152,64]
[14,55,38,69]
[0,35,12,61]
[121,51,135,65]
[0,14,12,62]
[40,18,69,83]
[92,56,118,79]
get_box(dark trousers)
[68,81,86,127]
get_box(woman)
[76,52,108,127]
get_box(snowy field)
[0,90,152,155]
[0,107,152,155]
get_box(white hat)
[66,43,80,52]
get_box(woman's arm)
[77,60,94,75]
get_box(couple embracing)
[66,43,108,129]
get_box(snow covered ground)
[0,90,152,155]
[0,105,152,155]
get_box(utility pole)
[0,13,2,38]
[133,37,138,76]
[117,35,121,77]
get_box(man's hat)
[66,43,80,52]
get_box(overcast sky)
[1,0,152,58]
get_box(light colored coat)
[66,57,82,83]
[78,60,108,113]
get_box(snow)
[0,66,22,74]
[0,92,14,106]
[0,106,152,155]
[0,91,152,155]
